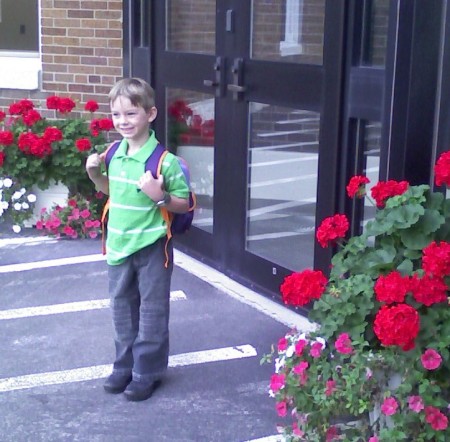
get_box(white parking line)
[0,253,106,273]
[244,436,281,442]
[0,290,187,320]
[0,344,257,393]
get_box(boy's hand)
[86,152,102,169]
[138,171,165,202]
[86,153,103,177]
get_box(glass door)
[153,0,344,294]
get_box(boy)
[86,78,190,401]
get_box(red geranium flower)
[373,303,420,350]
[57,97,76,114]
[370,180,409,208]
[434,150,450,187]
[409,273,447,306]
[17,132,39,154]
[97,118,114,131]
[42,127,64,143]
[9,99,34,115]
[22,109,42,126]
[84,100,99,113]
[75,138,92,152]
[374,271,409,304]
[422,241,450,277]
[316,214,349,248]
[0,130,14,146]
[29,138,52,158]
[425,406,448,431]
[0,110,6,121]
[280,269,328,306]
[346,175,370,198]
[46,95,61,110]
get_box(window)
[0,0,41,89]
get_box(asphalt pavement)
[0,230,314,442]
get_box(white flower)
[275,356,285,373]
[13,202,22,211]
[22,202,29,210]
[285,344,295,358]
[315,336,326,349]
[1,201,9,210]
[20,188,26,195]
[3,178,13,188]
[12,191,22,200]
[27,193,37,203]
[12,225,21,233]
[0,207,3,217]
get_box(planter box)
[24,181,69,227]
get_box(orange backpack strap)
[100,198,110,255]
[98,141,121,256]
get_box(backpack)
[100,140,196,263]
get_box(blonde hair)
[108,77,155,111]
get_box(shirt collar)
[114,130,159,163]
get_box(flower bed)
[0,97,113,232]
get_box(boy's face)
[110,96,157,143]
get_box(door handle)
[227,84,246,93]
[203,56,224,97]
[227,58,246,101]
[203,79,218,87]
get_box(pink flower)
[421,349,442,370]
[310,341,324,358]
[80,209,91,219]
[325,379,337,396]
[325,425,339,441]
[292,421,304,437]
[293,361,309,385]
[278,337,288,351]
[276,400,287,417]
[381,397,398,416]
[368,437,379,442]
[293,361,309,375]
[425,406,448,431]
[270,373,285,392]
[335,333,353,354]
[295,339,307,356]
[408,395,424,413]
[88,230,98,239]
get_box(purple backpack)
[104,141,195,235]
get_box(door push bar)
[203,56,225,97]
[227,58,246,101]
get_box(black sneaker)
[123,379,161,402]
[103,373,132,394]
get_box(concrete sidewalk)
[0,233,314,442]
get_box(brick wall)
[0,0,123,118]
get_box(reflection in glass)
[362,121,382,227]
[251,0,325,64]
[246,103,320,271]
[0,0,39,51]
[166,0,216,54]
[166,88,215,234]
[362,0,389,66]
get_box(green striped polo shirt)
[106,131,189,265]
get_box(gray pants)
[108,237,173,383]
